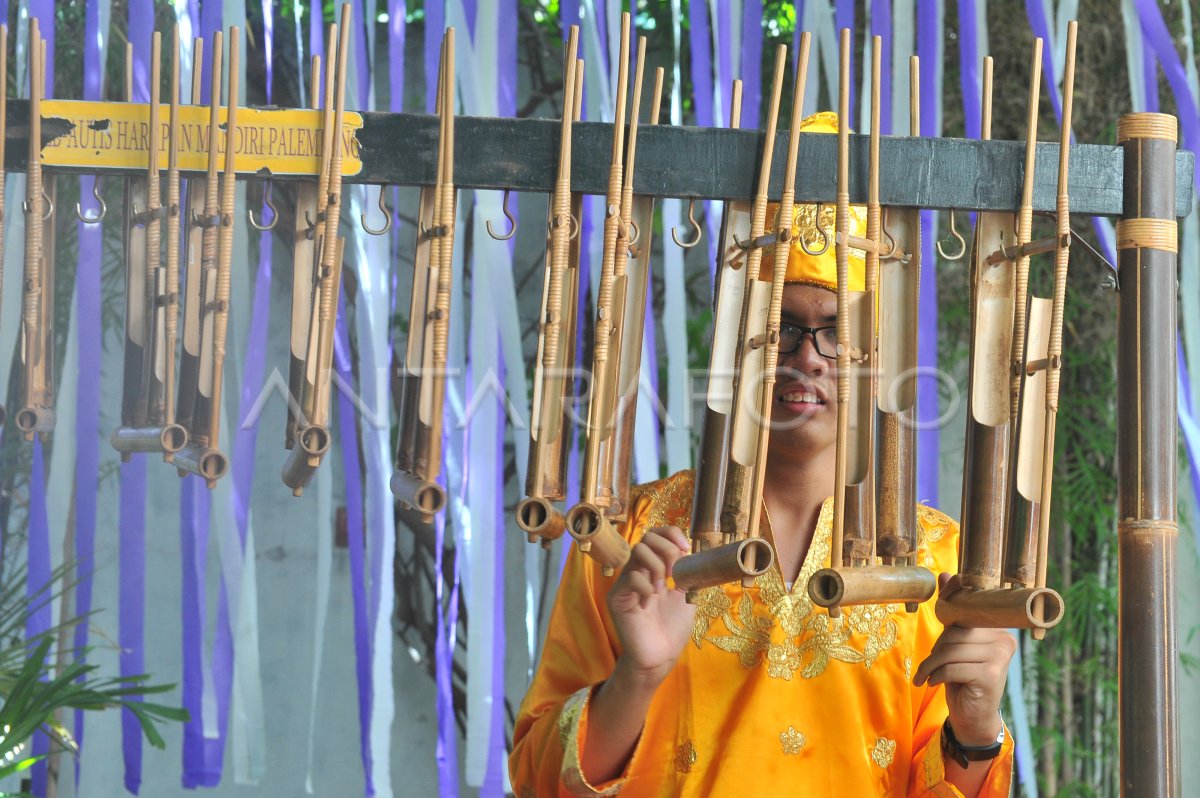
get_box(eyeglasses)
[778,323,838,359]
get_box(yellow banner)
[40,100,363,176]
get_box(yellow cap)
[769,111,867,292]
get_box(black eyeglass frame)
[777,322,838,360]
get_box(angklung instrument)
[2,15,1185,791]
[390,26,458,521]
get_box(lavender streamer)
[118,457,148,794]
[872,0,893,135]
[334,304,375,795]
[70,0,105,782]
[916,0,941,507]
[740,0,762,129]
[687,0,719,279]
[425,0,444,112]
[716,0,733,126]
[1133,0,1200,172]
[837,0,856,113]
[25,440,51,797]
[958,0,980,138]
[179,476,214,787]
[116,1,155,789]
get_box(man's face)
[766,283,839,460]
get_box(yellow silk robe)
[510,470,1014,797]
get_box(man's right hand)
[606,526,699,688]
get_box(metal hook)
[247,181,278,231]
[671,198,703,248]
[798,203,831,256]
[482,189,516,240]
[76,178,107,223]
[24,191,54,221]
[361,184,392,235]
[936,210,967,261]
[626,219,640,247]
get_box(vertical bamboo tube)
[1115,111,1180,797]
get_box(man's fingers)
[645,526,691,554]
[640,532,689,575]
[627,541,670,586]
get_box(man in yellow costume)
[510,113,1016,797]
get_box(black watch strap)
[940,717,1005,769]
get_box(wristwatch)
[941,717,1005,769]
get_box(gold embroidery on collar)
[674,740,698,774]
[694,499,903,678]
[780,726,807,755]
[871,737,897,768]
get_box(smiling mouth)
[778,390,826,407]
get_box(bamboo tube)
[808,566,936,608]
[604,61,663,523]
[577,12,631,507]
[670,538,774,593]
[284,6,352,495]
[934,586,1063,629]
[287,53,325,450]
[957,55,1011,590]
[1115,110,1180,795]
[689,79,744,554]
[17,23,54,439]
[1030,20,1077,641]
[175,37,206,432]
[720,49,786,541]
[564,502,630,575]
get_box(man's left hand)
[911,573,1017,746]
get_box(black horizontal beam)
[5,99,1194,217]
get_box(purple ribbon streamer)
[118,457,148,794]
[198,0,222,105]
[179,477,222,788]
[71,0,105,784]
[350,0,369,109]
[25,440,51,798]
[115,2,155,790]
[30,0,53,95]
[957,0,980,139]
[916,0,940,507]
[836,0,855,114]
[425,0,444,112]
[740,0,762,130]
[334,301,374,795]
[872,0,893,135]
[715,0,733,124]
[1133,0,1200,180]
[687,0,718,279]
[310,1,324,82]
[389,0,407,113]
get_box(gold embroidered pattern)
[639,473,960,680]
[871,737,897,768]
[904,657,913,681]
[634,470,696,532]
[696,499,904,679]
[924,727,945,787]
[780,726,807,755]
[674,741,698,774]
[559,688,625,797]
